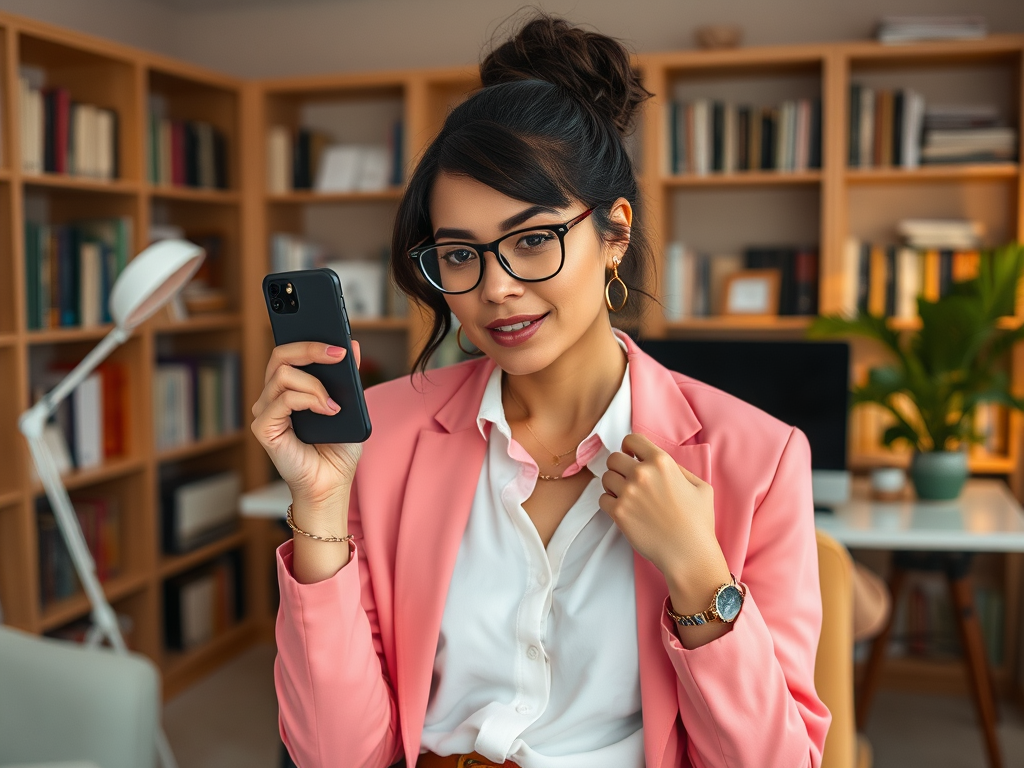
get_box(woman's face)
[428,172,630,376]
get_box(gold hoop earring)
[605,262,628,313]
[456,325,485,356]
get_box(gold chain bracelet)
[285,504,354,544]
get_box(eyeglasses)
[409,208,595,295]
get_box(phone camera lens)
[269,283,281,298]
[270,298,284,312]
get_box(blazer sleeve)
[274,480,403,768]
[661,427,831,768]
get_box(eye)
[439,246,478,267]
[516,231,556,250]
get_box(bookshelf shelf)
[885,315,1024,332]
[0,489,23,509]
[664,316,815,332]
[152,313,243,335]
[267,188,405,204]
[664,171,822,188]
[26,324,118,345]
[845,164,1019,184]
[159,530,248,579]
[31,456,147,495]
[0,332,16,347]
[39,571,149,632]
[156,430,246,464]
[22,174,140,195]
[849,452,1016,476]
[148,186,240,204]
[350,317,411,332]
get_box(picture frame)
[722,269,781,316]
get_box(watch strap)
[667,574,744,626]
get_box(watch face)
[716,584,744,622]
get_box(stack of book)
[32,361,128,474]
[663,243,819,319]
[147,97,229,189]
[153,352,241,451]
[23,217,133,330]
[37,494,121,605]
[898,218,984,250]
[266,121,403,193]
[19,71,118,179]
[876,16,987,44]
[164,550,244,651]
[847,85,926,169]
[920,105,1017,165]
[668,98,822,175]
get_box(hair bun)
[480,14,651,136]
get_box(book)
[164,550,244,651]
[161,470,241,554]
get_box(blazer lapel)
[393,359,494,763]
[625,335,712,767]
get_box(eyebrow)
[433,205,561,242]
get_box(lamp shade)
[109,239,205,330]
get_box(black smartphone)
[263,268,372,444]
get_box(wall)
[167,0,1024,78]
[0,0,177,56]
[1,0,1023,78]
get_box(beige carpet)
[164,642,1024,768]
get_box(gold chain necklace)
[503,379,579,481]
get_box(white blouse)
[420,341,644,768]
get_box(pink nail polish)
[327,398,340,411]
[326,345,344,358]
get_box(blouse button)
[537,573,549,586]
[516,704,530,714]
[527,646,539,660]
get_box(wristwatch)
[667,574,746,626]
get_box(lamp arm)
[18,325,129,438]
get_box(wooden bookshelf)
[1,10,1022,701]
[0,10,257,700]
[637,34,1024,700]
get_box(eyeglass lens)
[419,228,563,293]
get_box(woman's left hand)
[599,433,728,586]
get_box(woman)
[251,15,830,768]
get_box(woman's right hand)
[250,341,364,508]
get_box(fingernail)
[326,345,344,357]
[327,398,340,411]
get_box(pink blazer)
[275,334,831,768]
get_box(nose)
[477,248,523,303]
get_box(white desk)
[814,478,1024,553]
[816,477,1024,768]
[239,480,291,519]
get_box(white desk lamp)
[19,239,205,768]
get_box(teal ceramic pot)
[909,451,969,500]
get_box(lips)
[484,313,548,348]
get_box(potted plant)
[808,244,1024,500]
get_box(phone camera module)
[270,297,284,312]
[269,283,281,298]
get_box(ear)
[605,197,633,269]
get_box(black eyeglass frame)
[408,208,596,295]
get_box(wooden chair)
[816,529,873,768]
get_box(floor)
[164,643,1024,768]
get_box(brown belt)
[415,751,519,768]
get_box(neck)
[503,319,628,440]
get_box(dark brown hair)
[391,14,655,374]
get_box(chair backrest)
[0,625,159,768]
[815,529,857,768]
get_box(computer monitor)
[638,339,851,506]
